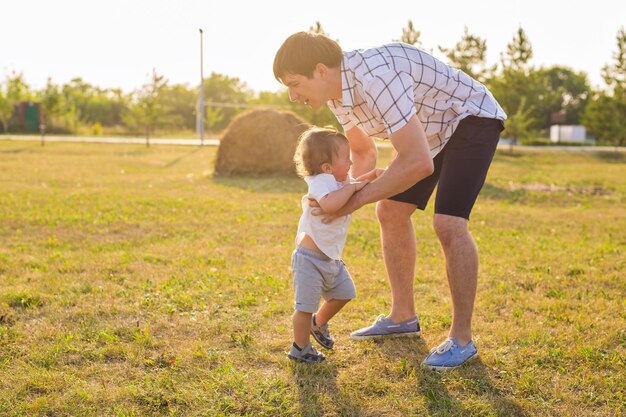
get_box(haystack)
[214,109,310,176]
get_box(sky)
[2,0,624,95]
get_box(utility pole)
[197,28,205,146]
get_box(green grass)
[0,140,624,416]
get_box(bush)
[551,140,589,147]
[522,138,591,146]
[521,138,551,146]
[91,123,104,136]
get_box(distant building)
[14,101,42,132]
[550,125,586,143]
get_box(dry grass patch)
[0,140,624,416]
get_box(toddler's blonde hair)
[294,127,348,178]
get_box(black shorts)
[389,116,505,220]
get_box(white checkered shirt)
[327,43,507,157]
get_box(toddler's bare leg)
[293,311,312,348]
[315,299,351,326]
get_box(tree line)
[0,23,624,146]
[393,22,625,147]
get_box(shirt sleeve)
[306,174,339,202]
[327,100,355,131]
[363,71,417,135]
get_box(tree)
[125,69,168,146]
[60,78,90,132]
[492,29,592,136]
[83,88,127,127]
[160,84,197,131]
[309,21,327,35]
[488,68,543,134]
[601,26,626,97]
[205,106,224,131]
[534,66,591,128]
[395,20,422,48]
[308,21,340,43]
[0,72,31,132]
[202,72,253,131]
[38,78,63,132]
[0,87,11,133]
[582,93,625,147]
[36,78,131,134]
[487,27,542,137]
[5,71,31,103]
[438,26,493,82]
[582,27,626,147]
[504,97,537,146]
[501,27,533,72]
[57,78,98,133]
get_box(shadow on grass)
[374,338,527,416]
[592,150,625,163]
[212,175,305,194]
[0,146,35,154]
[495,148,527,158]
[421,359,528,416]
[480,183,526,201]
[161,147,203,168]
[291,361,363,417]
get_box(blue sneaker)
[422,338,478,370]
[350,314,421,340]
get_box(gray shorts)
[291,246,356,313]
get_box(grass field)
[0,140,624,416]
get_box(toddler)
[287,127,368,363]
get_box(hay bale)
[214,109,310,176]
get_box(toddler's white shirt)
[296,173,351,260]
